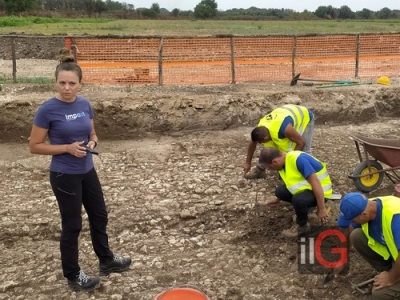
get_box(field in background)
[1,18,400,85]
[0,18,400,36]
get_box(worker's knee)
[371,286,400,300]
[349,228,366,250]
[371,288,384,300]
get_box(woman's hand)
[87,140,97,150]
[66,141,86,157]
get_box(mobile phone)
[81,144,99,155]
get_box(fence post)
[291,35,297,77]
[230,36,236,84]
[11,36,17,83]
[355,34,360,78]
[158,37,164,86]
[65,36,73,50]
[72,44,77,62]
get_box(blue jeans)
[302,117,315,154]
[50,168,113,279]
[275,184,326,226]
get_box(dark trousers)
[50,168,113,279]
[275,184,325,226]
[350,228,400,300]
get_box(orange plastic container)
[154,286,210,300]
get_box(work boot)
[282,222,311,238]
[99,254,132,276]
[244,167,266,180]
[67,270,100,292]
[266,197,280,205]
[292,207,315,223]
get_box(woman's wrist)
[90,140,98,148]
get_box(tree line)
[0,0,399,20]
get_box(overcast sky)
[125,0,400,12]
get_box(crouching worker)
[335,192,400,300]
[259,147,332,238]
[243,104,315,180]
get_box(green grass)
[0,17,400,35]
[0,16,112,27]
[0,76,54,84]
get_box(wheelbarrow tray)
[349,133,400,193]
[350,133,400,167]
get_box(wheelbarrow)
[348,133,400,193]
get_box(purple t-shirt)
[33,96,95,174]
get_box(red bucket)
[154,286,210,300]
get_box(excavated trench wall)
[0,84,399,143]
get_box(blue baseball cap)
[337,192,368,228]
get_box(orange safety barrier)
[67,33,400,86]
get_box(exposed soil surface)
[1,64,400,300]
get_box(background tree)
[314,6,328,18]
[178,9,194,18]
[171,8,180,17]
[314,5,338,19]
[94,0,107,16]
[268,8,285,19]
[1,1,399,20]
[150,2,160,14]
[63,0,73,13]
[391,10,400,18]
[40,0,61,10]
[4,0,37,15]
[140,8,157,18]
[84,0,95,17]
[356,8,374,19]
[105,0,125,11]
[338,5,355,19]
[376,7,392,19]
[194,0,217,19]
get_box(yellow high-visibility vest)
[278,151,332,198]
[257,105,311,152]
[361,196,400,260]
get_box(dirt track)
[1,79,400,299]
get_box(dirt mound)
[1,82,399,142]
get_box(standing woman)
[29,49,131,292]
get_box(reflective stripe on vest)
[279,151,332,198]
[281,105,306,135]
[361,196,400,261]
[287,170,332,194]
[258,105,310,152]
